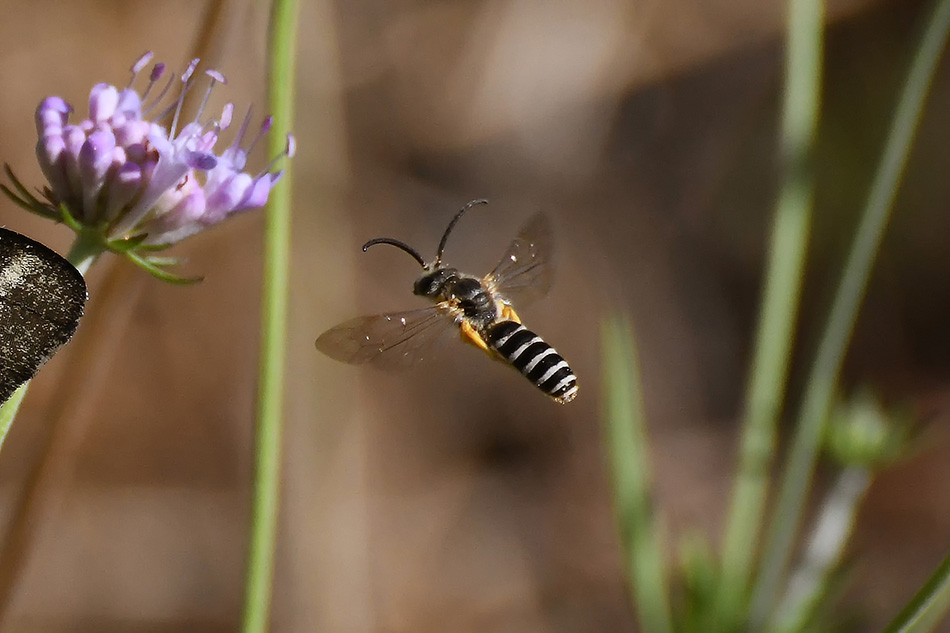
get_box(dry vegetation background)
[0,0,949,631]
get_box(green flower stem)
[241,0,299,631]
[751,0,950,624]
[881,554,950,633]
[771,466,871,633]
[601,316,673,633]
[717,0,823,623]
[0,231,102,452]
[66,231,104,277]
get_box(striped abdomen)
[485,320,578,404]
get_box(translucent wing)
[315,304,458,370]
[486,213,554,307]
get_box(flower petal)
[203,171,252,223]
[235,174,277,211]
[61,125,86,204]
[143,190,207,245]
[78,129,117,220]
[88,84,120,123]
[35,131,70,201]
[35,97,71,136]
[104,161,142,222]
[116,88,143,117]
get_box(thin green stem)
[751,0,950,624]
[717,0,823,624]
[0,231,101,452]
[601,316,673,633]
[241,0,299,631]
[66,230,104,277]
[880,554,950,633]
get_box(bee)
[315,199,578,404]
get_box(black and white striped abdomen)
[485,320,578,404]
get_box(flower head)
[3,52,294,282]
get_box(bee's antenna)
[362,238,426,268]
[435,199,488,264]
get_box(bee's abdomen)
[485,320,578,404]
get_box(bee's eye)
[413,275,437,296]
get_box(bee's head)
[413,266,457,298]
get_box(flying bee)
[315,199,578,404]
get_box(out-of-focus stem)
[717,0,823,625]
[771,467,871,633]
[751,0,950,624]
[241,0,299,630]
[601,316,674,633]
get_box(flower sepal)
[58,200,85,233]
[1,165,60,221]
[124,250,203,285]
[2,167,203,283]
[61,206,199,283]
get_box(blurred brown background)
[1,0,949,631]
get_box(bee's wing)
[486,213,554,307]
[315,304,458,370]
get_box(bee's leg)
[460,320,491,353]
[501,304,522,324]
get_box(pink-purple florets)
[31,51,294,247]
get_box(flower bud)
[824,389,908,468]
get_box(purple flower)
[5,52,294,279]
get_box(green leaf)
[678,532,722,633]
[881,554,950,633]
[601,315,673,633]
